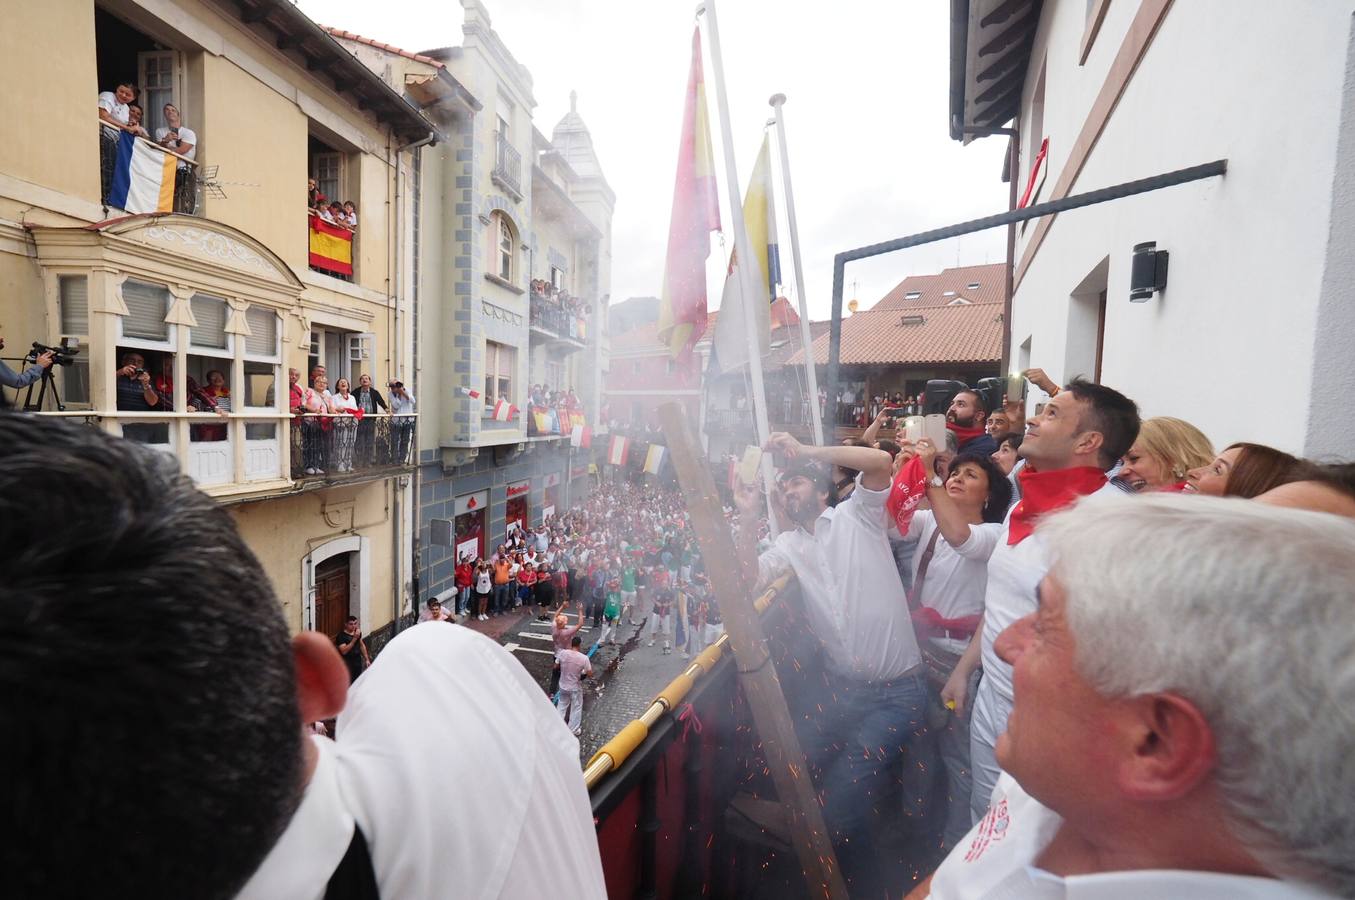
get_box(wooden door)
[314,555,350,638]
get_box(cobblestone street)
[465,606,697,762]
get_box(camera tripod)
[23,366,65,411]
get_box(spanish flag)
[655,28,721,363]
[309,214,354,276]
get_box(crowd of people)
[525,383,586,436]
[727,370,1355,899]
[292,364,415,474]
[307,178,360,232]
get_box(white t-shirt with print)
[927,774,1338,900]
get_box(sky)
[296,0,1011,321]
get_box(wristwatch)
[929,474,945,488]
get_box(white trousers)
[559,688,584,735]
[968,677,1012,824]
[646,612,671,641]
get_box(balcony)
[492,131,523,201]
[99,122,200,215]
[290,413,416,483]
[529,288,588,351]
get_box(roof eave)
[218,0,439,142]
[948,0,1043,144]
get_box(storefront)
[454,490,488,563]
[505,480,530,539]
[541,472,560,522]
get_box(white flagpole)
[768,94,825,447]
[698,0,779,536]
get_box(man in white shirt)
[3,414,606,900]
[735,433,927,897]
[97,82,136,201]
[556,635,593,737]
[154,102,197,213]
[911,494,1354,900]
[965,379,1139,822]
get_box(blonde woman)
[1116,416,1214,492]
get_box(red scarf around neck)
[1008,465,1107,545]
[946,420,987,447]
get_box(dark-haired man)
[965,378,1139,823]
[0,413,606,899]
[735,433,927,896]
[948,389,998,458]
[335,615,370,684]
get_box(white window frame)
[312,151,343,207]
[497,216,514,282]
[346,331,376,390]
[137,50,180,140]
[485,341,516,405]
[550,265,564,291]
[118,279,176,352]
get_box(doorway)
[314,554,351,638]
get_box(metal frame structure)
[825,159,1229,408]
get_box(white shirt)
[976,483,1119,711]
[154,125,197,165]
[757,478,922,682]
[235,624,606,900]
[389,390,416,416]
[907,511,1004,655]
[331,392,358,414]
[928,775,1337,900]
[98,91,128,139]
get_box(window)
[904,290,922,301]
[121,280,172,344]
[485,341,516,404]
[632,361,641,375]
[189,294,229,351]
[967,282,981,290]
[308,327,376,389]
[138,50,177,138]
[546,359,564,390]
[497,92,514,145]
[243,306,280,411]
[489,213,517,282]
[58,276,91,405]
[550,265,564,291]
[59,275,89,336]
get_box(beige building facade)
[0,0,433,646]
[331,0,615,606]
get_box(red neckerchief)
[1008,465,1107,545]
[911,606,982,639]
[946,421,987,447]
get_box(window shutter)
[121,281,170,341]
[190,294,228,349]
[59,276,89,336]
[245,306,278,357]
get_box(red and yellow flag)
[308,214,353,276]
[656,27,721,362]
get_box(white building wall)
[1011,0,1355,455]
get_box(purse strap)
[905,527,943,612]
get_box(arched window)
[489,211,519,284]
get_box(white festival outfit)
[236,623,606,899]
[927,775,1338,900]
[969,483,1118,823]
[757,477,923,682]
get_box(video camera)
[27,339,80,367]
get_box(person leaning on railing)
[298,375,332,476]
[387,381,415,465]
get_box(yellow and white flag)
[712,134,781,371]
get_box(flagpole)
[698,0,779,537]
[768,94,825,447]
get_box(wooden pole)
[657,400,847,899]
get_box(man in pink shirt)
[556,636,592,737]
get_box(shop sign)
[506,480,531,499]
[454,490,489,517]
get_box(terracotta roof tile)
[871,262,1006,310]
[323,27,447,69]
[788,304,1002,367]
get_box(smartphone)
[1006,373,1028,404]
[924,414,949,448]
[737,445,763,486]
[903,416,925,442]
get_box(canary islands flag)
[105,132,176,214]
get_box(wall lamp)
[1130,241,1169,302]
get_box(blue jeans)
[457,586,471,615]
[492,582,510,614]
[811,671,928,893]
